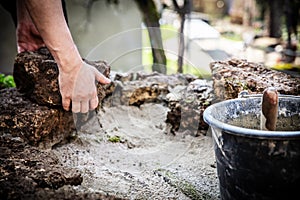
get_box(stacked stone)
[0,48,110,148]
[210,58,300,101]
[105,72,214,136]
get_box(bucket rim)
[203,97,300,138]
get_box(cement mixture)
[53,103,219,199]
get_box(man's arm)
[21,0,110,112]
[16,0,44,53]
[23,0,81,72]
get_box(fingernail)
[63,107,68,111]
[104,77,111,84]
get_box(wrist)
[51,44,83,74]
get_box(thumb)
[93,68,111,84]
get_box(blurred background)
[0,0,299,77]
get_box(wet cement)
[228,113,300,131]
[52,103,219,199]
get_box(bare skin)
[16,0,110,113]
[261,87,279,131]
[16,4,45,53]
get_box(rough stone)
[0,48,111,148]
[0,133,124,200]
[166,79,214,136]
[104,72,214,136]
[0,48,123,200]
[0,88,74,148]
[210,58,300,101]
[105,71,195,106]
[13,48,110,107]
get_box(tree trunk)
[172,0,191,73]
[177,13,185,73]
[134,0,167,74]
[177,15,185,73]
[268,0,283,38]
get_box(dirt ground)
[52,103,219,199]
[0,100,219,200]
[1,49,219,199]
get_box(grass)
[142,24,178,47]
[220,31,243,41]
[142,50,207,78]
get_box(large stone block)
[210,59,300,101]
[0,48,111,148]
[13,48,110,107]
[0,88,74,148]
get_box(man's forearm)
[22,0,82,72]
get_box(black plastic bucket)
[203,95,300,200]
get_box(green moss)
[203,101,211,106]
[108,135,121,143]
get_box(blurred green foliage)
[0,73,16,88]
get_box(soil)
[0,102,219,199]
[52,103,219,199]
[3,56,299,199]
[0,91,219,200]
[1,49,219,199]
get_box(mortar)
[203,94,300,200]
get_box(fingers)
[89,96,99,110]
[17,45,25,53]
[62,97,71,111]
[81,100,89,113]
[72,100,81,113]
[93,68,111,84]
[61,65,108,113]
[71,99,98,113]
[72,100,90,113]
[70,92,97,114]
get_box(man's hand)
[59,62,111,113]
[21,0,110,113]
[16,0,45,53]
[16,21,45,53]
